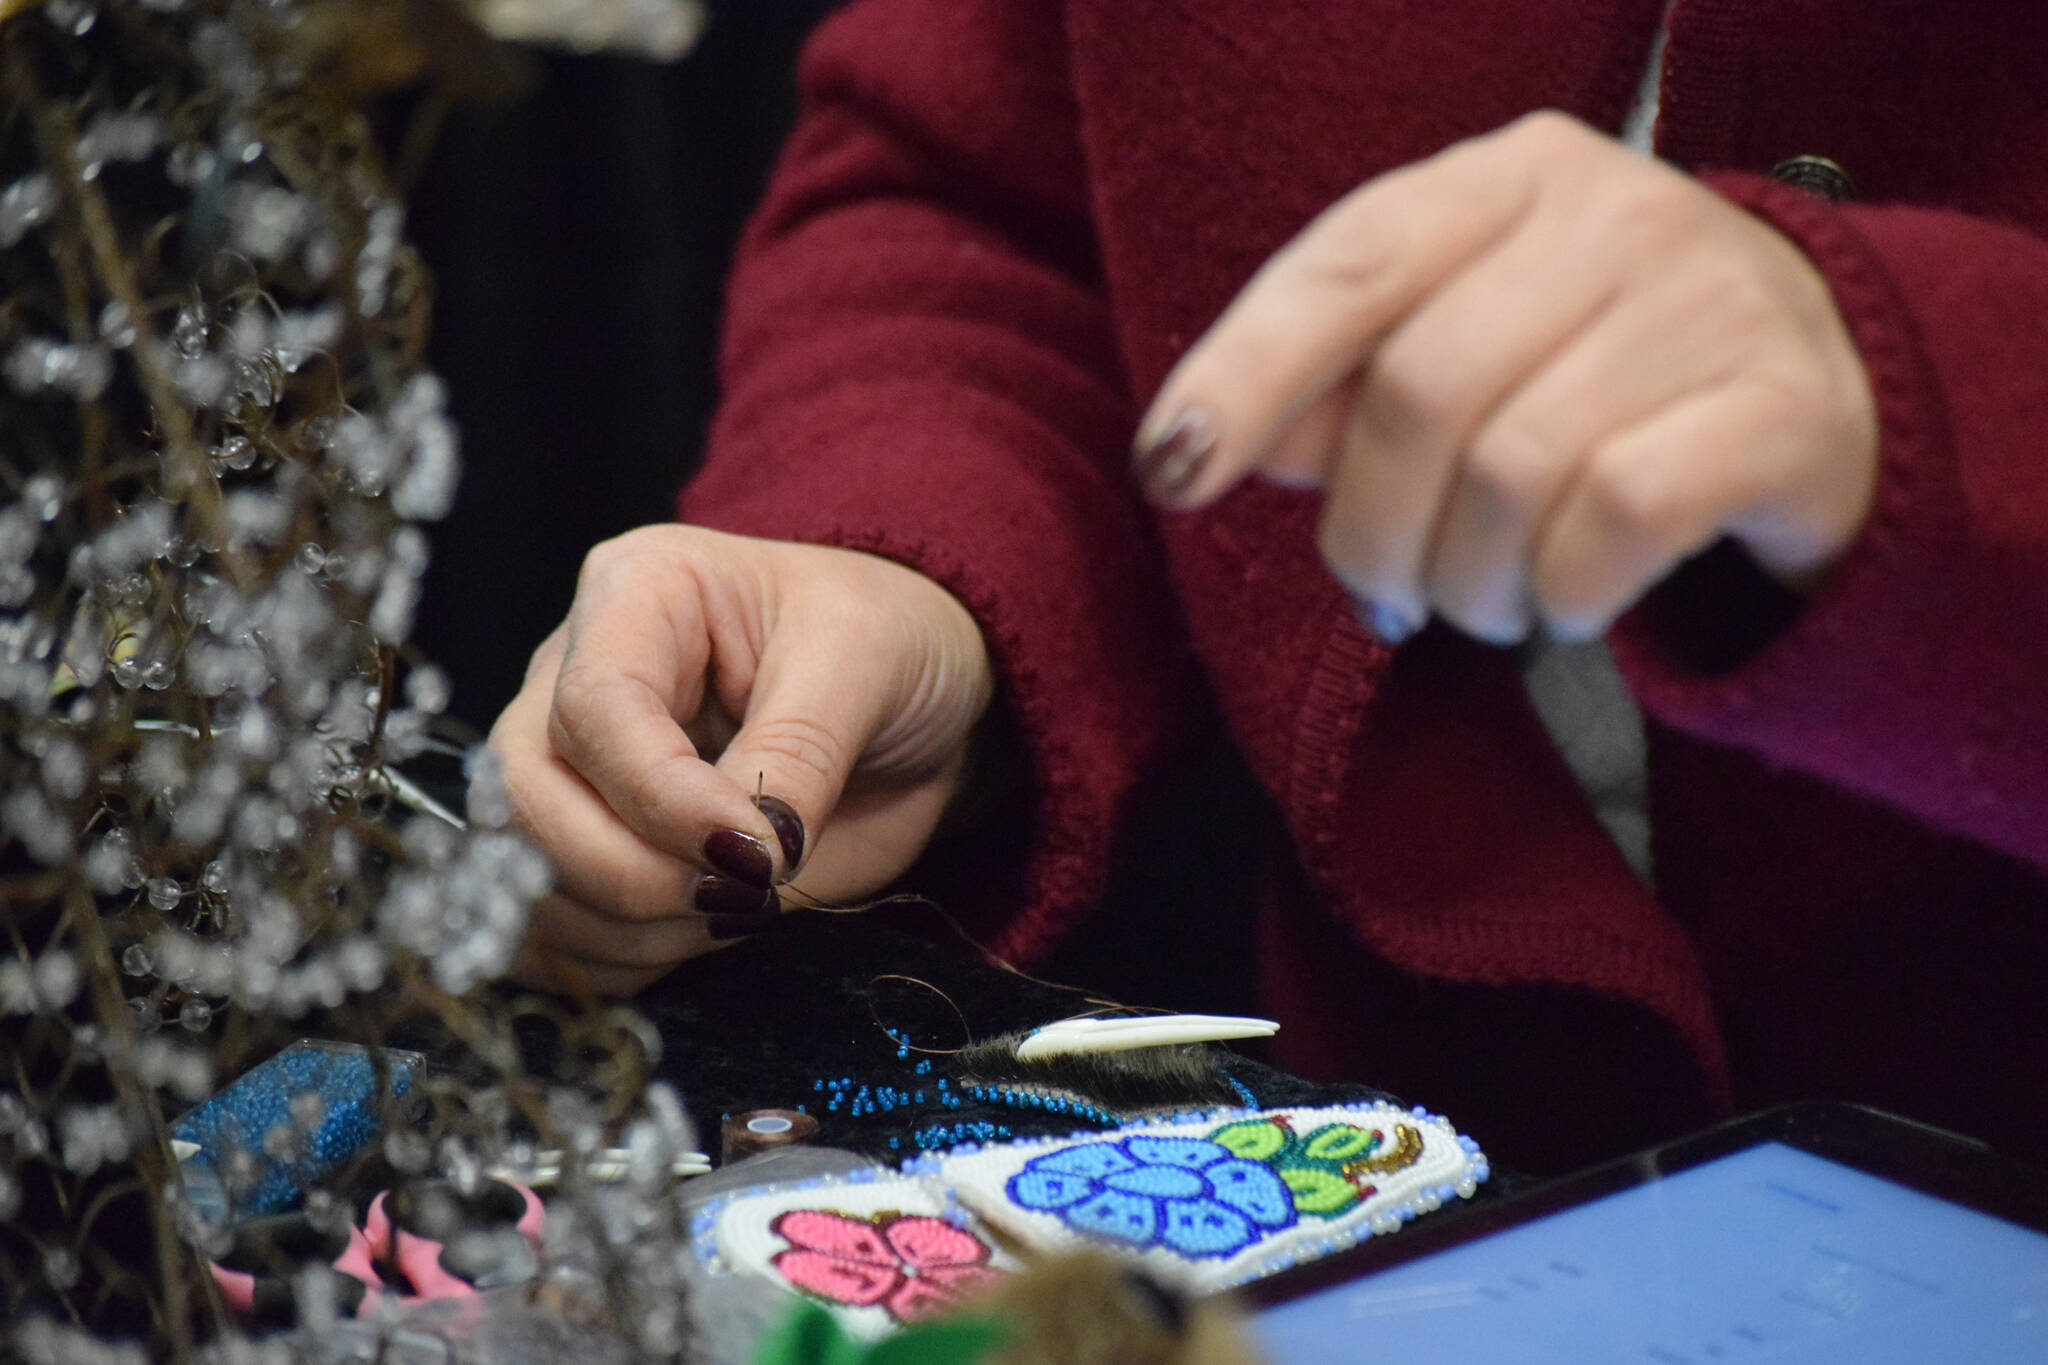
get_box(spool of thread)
[722,1108,819,1164]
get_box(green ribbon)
[752,1302,1012,1365]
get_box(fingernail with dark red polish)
[695,874,776,920]
[1132,410,1217,503]
[753,794,806,878]
[706,911,781,941]
[703,828,774,889]
[699,872,780,940]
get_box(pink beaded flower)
[769,1209,1004,1323]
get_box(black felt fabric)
[624,908,1400,1165]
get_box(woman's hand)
[1134,111,1879,644]
[487,525,994,996]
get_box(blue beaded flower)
[1005,1135,1295,1258]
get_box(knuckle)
[1506,109,1591,159]
[1747,360,1831,436]
[1300,180,1423,301]
[576,535,628,589]
[1613,178,1708,252]
[1462,423,1557,515]
[1697,263,1780,330]
[520,628,565,687]
[547,665,607,756]
[746,713,848,794]
[1362,350,1461,441]
[577,524,685,592]
[1303,228,1406,310]
[1583,446,1685,543]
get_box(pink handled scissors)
[210,1178,543,1321]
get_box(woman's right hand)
[486,525,995,996]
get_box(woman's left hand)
[1134,111,1879,645]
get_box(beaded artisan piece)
[797,1021,1163,1154]
[693,1167,1018,1341]
[936,1103,1488,1292]
[960,1082,1122,1129]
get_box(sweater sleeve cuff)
[1612,172,1963,729]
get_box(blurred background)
[407,1,845,731]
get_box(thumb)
[709,619,897,883]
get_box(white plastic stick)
[1014,1013,1279,1061]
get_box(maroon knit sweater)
[680,0,2048,1173]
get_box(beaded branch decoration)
[936,1103,1489,1292]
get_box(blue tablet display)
[1250,1141,2048,1363]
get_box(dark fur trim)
[955,1032,1241,1112]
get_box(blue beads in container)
[171,1039,421,1217]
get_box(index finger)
[1133,125,1538,507]
[547,539,773,867]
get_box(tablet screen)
[1249,1141,2048,1363]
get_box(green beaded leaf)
[1281,1166,1360,1216]
[1209,1119,1288,1161]
[1302,1124,1380,1163]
